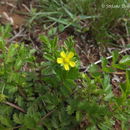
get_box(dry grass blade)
[7,28,26,43]
[4,101,26,113]
[83,48,130,73]
[38,110,55,125]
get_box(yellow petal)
[60,51,66,58]
[64,64,69,71]
[69,61,76,67]
[57,58,63,64]
[67,52,74,58]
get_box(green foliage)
[29,0,130,45]
[0,25,130,129]
[92,0,129,44]
[29,0,98,32]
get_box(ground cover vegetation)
[30,0,130,45]
[0,0,130,130]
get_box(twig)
[0,1,16,8]
[83,48,130,73]
[7,28,25,43]
[3,12,14,25]
[112,72,126,75]
[22,4,30,12]
[4,101,26,113]
[41,110,55,120]
[38,110,55,125]
[13,125,22,130]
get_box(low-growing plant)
[29,0,130,46]
[0,25,130,129]
[92,0,130,45]
[29,0,98,32]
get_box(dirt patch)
[0,0,27,28]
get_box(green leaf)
[76,111,82,122]
[39,35,51,49]
[24,116,36,129]
[101,57,108,68]
[126,70,130,96]
[66,105,73,115]
[44,54,54,61]
[47,16,70,25]
[48,27,57,36]
[89,64,99,73]
[51,117,59,128]
[102,75,110,90]
[120,82,127,93]
[0,115,12,127]
[88,64,102,77]
[66,68,79,80]
[112,64,127,70]
[112,50,119,64]
[120,55,130,65]
[104,91,113,101]
[15,59,23,70]
[63,7,74,19]
[13,114,21,124]
[0,24,12,38]
[50,37,58,50]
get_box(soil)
[0,0,27,28]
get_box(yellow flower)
[57,51,76,71]
[14,43,19,48]
[0,94,7,102]
[22,74,26,77]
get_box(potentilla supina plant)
[57,51,76,71]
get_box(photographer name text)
[102,4,130,9]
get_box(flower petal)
[57,58,63,64]
[67,52,74,58]
[64,64,69,71]
[69,61,76,67]
[60,51,66,58]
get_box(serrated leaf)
[13,114,21,124]
[24,116,36,129]
[0,115,12,127]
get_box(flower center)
[63,58,70,64]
